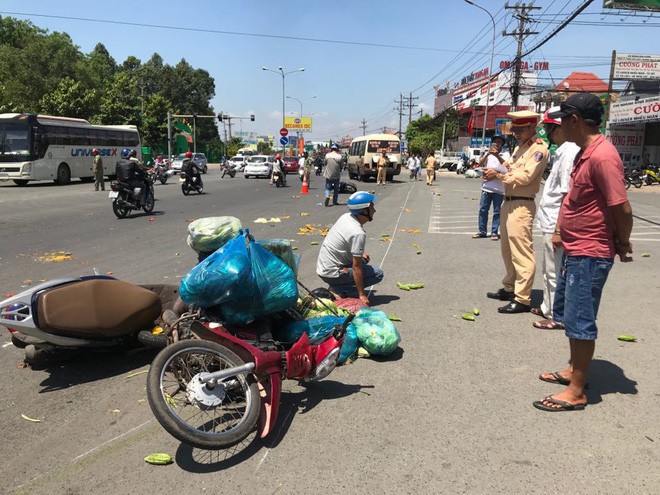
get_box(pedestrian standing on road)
[483,111,549,314]
[301,151,312,184]
[472,135,509,240]
[425,153,437,185]
[324,144,342,206]
[92,148,105,191]
[376,150,388,185]
[531,108,580,329]
[407,154,416,181]
[414,154,422,181]
[534,93,633,412]
[316,192,383,305]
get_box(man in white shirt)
[473,135,509,240]
[532,107,580,329]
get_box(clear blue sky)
[2,1,658,141]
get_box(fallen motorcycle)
[146,309,353,450]
[109,176,155,218]
[152,163,174,184]
[181,171,204,195]
[0,277,187,365]
[221,162,237,178]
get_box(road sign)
[279,128,288,137]
[280,136,288,146]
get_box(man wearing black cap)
[534,93,633,412]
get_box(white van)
[347,134,402,182]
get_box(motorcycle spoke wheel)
[147,340,259,450]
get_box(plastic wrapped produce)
[256,238,301,276]
[353,308,400,356]
[186,216,242,254]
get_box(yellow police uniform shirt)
[501,136,549,197]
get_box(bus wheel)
[55,164,71,185]
[13,179,29,186]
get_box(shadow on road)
[174,380,374,472]
[586,358,638,405]
[369,293,401,306]
[35,347,158,392]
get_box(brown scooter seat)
[37,279,162,339]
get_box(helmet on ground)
[276,154,281,159]
[542,106,562,125]
[92,148,99,155]
[347,191,378,214]
[185,151,193,158]
[121,148,131,158]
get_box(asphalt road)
[0,168,658,494]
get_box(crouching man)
[316,192,384,305]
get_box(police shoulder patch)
[533,151,544,162]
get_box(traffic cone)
[301,174,309,194]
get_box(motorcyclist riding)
[181,150,203,192]
[115,148,148,205]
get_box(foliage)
[225,137,245,158]
[405,109,464,156]
[257,141,272,155]
[0,15,221,151]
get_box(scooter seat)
[36,279,162,339]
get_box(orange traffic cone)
[301,174,309,194]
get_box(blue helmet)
[347,191,378,214]
[121,148,131,158]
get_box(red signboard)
[279,128,288,137]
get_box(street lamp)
[261,66,305,129]
[464,0,496,152]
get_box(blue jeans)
[319,264,384,298]
[553,254,613,341]
[477,191,503,236]
[325,178,340,204]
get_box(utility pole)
[406,92,419,125]
[396,93,404,136]
[360,119,367,136]
[504,3,540,111]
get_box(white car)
[228,155,248,172]
[170,153,208,174]
[244,155,274,178]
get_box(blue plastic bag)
[273,316,359,365]
[354,308,400,356]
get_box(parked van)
[347,134,402,182]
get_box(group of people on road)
[478,95,633,412]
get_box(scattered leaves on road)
[37,251,72,263]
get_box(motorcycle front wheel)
[112,196,130,218]
[143,189,155,214]
[159,176,168,185]
[182,182,191,195]
[147,340,260,450]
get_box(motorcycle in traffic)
[152,162,174,184]
[109,174,155,218]
[181,170,204,195]
[272,170,285,187]
[146,308,354,450]
[221,162,237,178]
[0,277,187,365]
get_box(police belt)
[504,196,534,201]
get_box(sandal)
[539,371,570,386]
[533,395,587,412]
[532,319,564,330]
[472,233,487,238]
[530,307,546,317]
[490,234,500,240]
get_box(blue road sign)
[280,136,288,146]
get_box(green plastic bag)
[354,308,400,356]
[187,216,242,253]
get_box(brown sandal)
[533,319,565,330]
[530,307,546,317]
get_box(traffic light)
[250,114,255,122]
[217,113,223,122]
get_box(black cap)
[548,93,603,125]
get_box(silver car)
[170,153,208,174]
[244,155,274,178]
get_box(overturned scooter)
[0,277,187,365]
[146,307,354,450]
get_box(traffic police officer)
[483,110,549,313]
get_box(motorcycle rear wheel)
[159,176,168,185]
[112,197,130,218]
[143,190,155,214]
[147,340,260,450]
[182,183,190,195]
[633,179,643,189]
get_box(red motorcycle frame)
[146,314,352,450]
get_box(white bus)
[346,133,402,182]
[0,113,141,186]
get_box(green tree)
[86,43,116,94]
[141,93,172,151]
[225,137,244,157]
[97,72,140,125]
[39,77,98,119]
[257,141,271,155]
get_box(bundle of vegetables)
[295,295,351,320]
[187,216,242,254]
[353,308,400,356]
[256,238,300,276]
